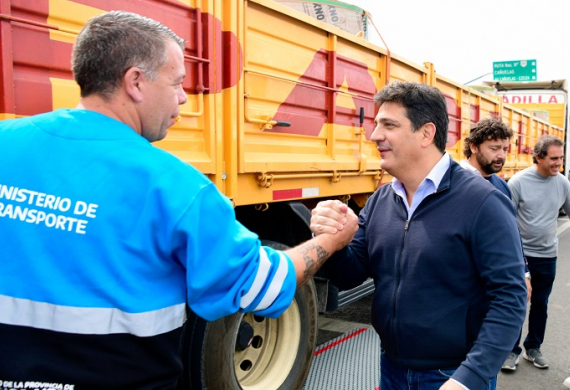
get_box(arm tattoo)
[295,242,330,284]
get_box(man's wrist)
[450,378,469,390]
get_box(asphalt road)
[318,216,570,389]
[498,216,570,389]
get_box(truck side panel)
[1,0,220,176]
[234,0,386,205]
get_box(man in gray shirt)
[508,134,570,370]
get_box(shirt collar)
[392,152,451,192]
[459,159,483,177]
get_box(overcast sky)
[344,0,570,86]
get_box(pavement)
[497,216,570,389]
[316,216,570,389]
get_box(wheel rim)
[235,300,301,390]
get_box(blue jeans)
[512,255,557,354]
[380,352,497,390]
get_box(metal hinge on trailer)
[257,170,382,188]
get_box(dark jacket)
[486,173,511,198]
[323,160,526,390]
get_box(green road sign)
[493,60,537,82]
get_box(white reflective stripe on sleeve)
[240,247,271,309]
[253,251,288,311]
[0,294,186,337]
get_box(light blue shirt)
[391,152,450,219]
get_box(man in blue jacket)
[459,118,513,197]
[460,118,532,371]
[0,11,358,389]
[310,81,527,390]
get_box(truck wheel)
[180,264,318,389]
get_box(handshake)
[310,200,359,251]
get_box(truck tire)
[179,242,318,390]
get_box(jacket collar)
[438,157,460,193]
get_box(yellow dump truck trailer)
[0,0,566,388]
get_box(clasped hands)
[310,200,358,249]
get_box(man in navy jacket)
[310,82,527,390]
[459,118,513,198]
[460,118,532,371]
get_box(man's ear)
[420,122,436,148]
[124,67,145,103]
[470,143,478,155]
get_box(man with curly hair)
[460,118,513,196]
[461,118,532,371]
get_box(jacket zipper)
[390,201,409,359]
[390,219,410,356]
[387,170,450,360]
